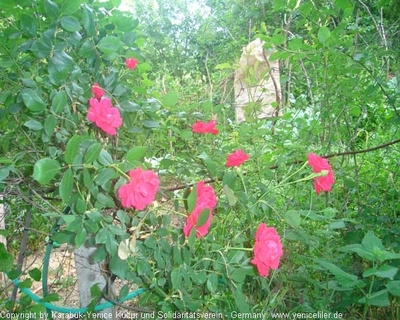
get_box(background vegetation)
[0,0,399,319]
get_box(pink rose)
[91,83,105,100]
[87,97,122,135]
[125,58,138,70]
[191,120,219,135]
[307,153,335,195]
[251,223,283,277]
[183,181,217,238]
[118,167,160,211]
[226,149,250,167]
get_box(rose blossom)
[191,120,219,135]
[91,83,105,100]
[251,223,283,277]
[87,97,122,135]
[183,181,217,238]
[125,58,138,70]
[226,149,250,167]
[307,153,335,195]
[118,167,160,210]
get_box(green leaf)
[92,245,107,263]
[223,185,237,206]
[95,228,108,244]
[98,150,114,165]
[171,269,182,289]
[327,220,346,229]
[119,100,140,112]
[24,119,43,131]
[44,115,56,136]
[52,91,68,114]
[137,259,151,276]
[60,16,81,32]
[28,268,41,281]
[75,227,87,247]
[126,146,147,162]
[96,193,116,208]
[196,209,210,228]
[30,40,52,58]
[80,170,90,190]
[44,0,60,21]
[84,143,102,164]
[386,281,400,297]
[358,289,390,307]
[215,62,232,70]
[65,135,83,164]
[230,267,247,283]
[222,171,236,189]
[234,288,250,312]
[318,26,331,45]
[144,235,157,249]
[52,231,75,245]
[362,231,384,251]
[61,0,81,14]
[206,273,218,293]
[51,51,75,72]
[40,293,59,302]
[197,152,217,177]
[95,168,118,186]
[82,5,95,36]
[21,14,37,37]
[79,39,96,58]
[97,36,122,54]
[0,167,10,182]
[110,256,130,280]
[33,158,61,185]
[21,89,46,112]
[285,210,301,228]
[119,284,130,300]
[273,0,285,11]
[314,258,359,287]
[0,243,13,272]
[363,265,398,279]
[339,244,376,261]
[142,120,160,128]
[162,92,179,107]
[60,168,74,203]
[187,185,197,214]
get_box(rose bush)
[5,0,384,316]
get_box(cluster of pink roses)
[190,119,335,277]
[86,65,335,278]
